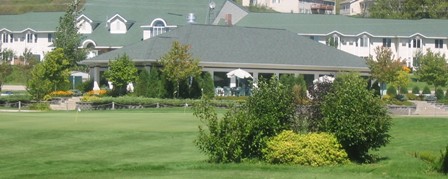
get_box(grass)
[0,109,447,178]
[0,0,86,15]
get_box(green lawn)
[0,109,447,178]
[0,0,86,15]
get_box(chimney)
[225,14,232,26]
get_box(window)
[48,33,53,43]
[359,36,369,47]
[410,38,421,48]
[2,33,9,43]
[383,38,391,47]
[435,39,443,48]
[26,33,35,43]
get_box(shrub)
[193,76,296,163]
[321,73,392,162]
[395,94,407,101]
[435,88,445,100]
[422,86,431,94]
[263,130,349,166]
[49,90,73,97]
[386,85,397,97]
[412,86,420,94]
[85,89,108,96]
[28,102,50,111]
[399,86,408,94]
[439,145,448,174]
[406,93,418,100]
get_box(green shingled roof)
[81,0,226,47]
[82,24,367,71]
[0,12,63,32]
[237,13,448,38]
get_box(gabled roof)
[82,24,368,71]
[236,13,448,38]
[77,14,93,23]
[107,14,128,23]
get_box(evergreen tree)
[53,0,86,67]
[134,70,150,97]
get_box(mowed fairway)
[0,109,447,178]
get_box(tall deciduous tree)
[370,0,448,19]
[103,54,138,96]
[415,49,448,90]
[366,46,405,94]
[53,0,86,67]
[27,48,71,100]
[159,41,202,98]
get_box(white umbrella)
[126,82,134,93]
[313,75,335,84]
[226,68,253,79]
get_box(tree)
[0,61,12,91]
[159,41,202,98]
[103,54,138,96]
[370,0,448,19]
[366,46,405,95]
[199,72,215,98]
[320,73,392,162]
[415,49,448,90]
[134,69,150,97]
[27,48,71,100]
[147,66,165,98]
[53,0,86,68]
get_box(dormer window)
[358,35,369,47]
[26,32,36,43]
[107,14,132,34]
[77,14,94,34]
[140,18,177,40]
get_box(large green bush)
[412,86,420,94]
[435,88,445,100]
[263,130,349,166]
[320,73,392,162]
[193,76,296,162]
[386,85,397,97]
[422,86,431,94]
[440,145,448,175]
[399,86,408,94]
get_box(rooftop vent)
[187,13,196,23]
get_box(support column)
[314,73,319,80]
[92,66,100,85]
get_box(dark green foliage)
[134,70,150,97]
[320,73,392,162]
[280,74,307,104]
[412,86,420,94]
[199,72,215,99]
[193,76,296,163]
[406,93,418,100]
[440,145,448,174]
[0,61,12,91]
[53,0,86,67]
[305,80,333,132]
[422,86,431,94]
[435,88,445,100]
[416,50,448,89]
[263,131,349,166]
[400,86,408,94]
[386,85,397,97]
[148,66,165,98]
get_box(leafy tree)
[1,48,15,62]
[422,86,431,94]
[366,46,405,95]
[280,74,307,105]
[27,48,71,100]
[53,0,86,67]
[134,70,150,97]
[320,73,392,162]
[370,0,448,19]
[392,70,410,94]
[159,41,202,98]
[0,61,12,91]
[412,86,420,94]
[435,88,445,100]
[103,54,138,96]
[415,49,448,91]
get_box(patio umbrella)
[226,68,253,79]
[313,75,335,84]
